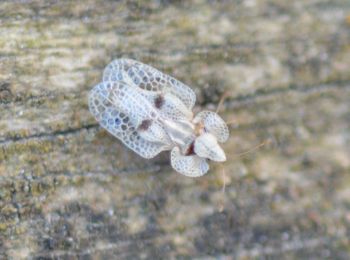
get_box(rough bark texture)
[1,0,350,259]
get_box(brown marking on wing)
[154,94,165,109]
[138,119,152,131]
[185,141,196,156]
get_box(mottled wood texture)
[1,0,350,259]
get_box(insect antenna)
[217,139,269,211]
[224,118,236,127]
[224,111,270,158]
[234,139,270,158]
[216,90,231,113]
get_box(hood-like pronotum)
[194,133,226,162]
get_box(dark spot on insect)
[138,119,152,131]
[115,118,121,125]
[154,95,164,109]
[185,141,196,156]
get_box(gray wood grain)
[1,0,350,259]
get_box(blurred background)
[0,0,349,259]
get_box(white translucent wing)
[89,81,172,159]
[139,91,193,121]
[193,111,229,143]
[170,147,209,177]
[103,58,196,110]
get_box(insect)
[89,59,229,177]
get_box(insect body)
[89,59,229,177]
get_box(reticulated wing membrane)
[193,111,229,143]
[103,58,196,110]
[139,91,193,121]
[89,81,171,159]
[170,147,209,177]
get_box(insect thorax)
[162,118,196,153]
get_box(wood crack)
[0,123,99,146]
[1,80,349,146]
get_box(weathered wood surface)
[1,0,350,259]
